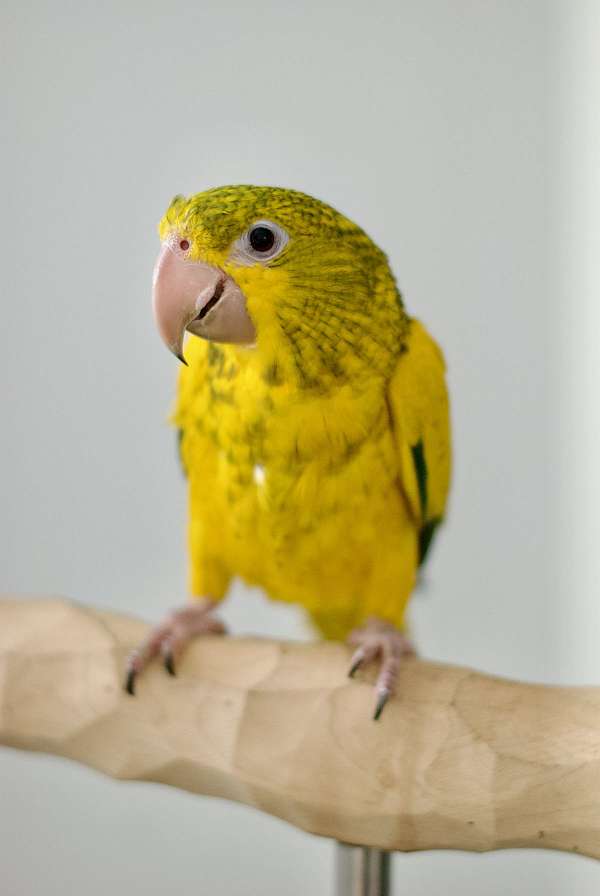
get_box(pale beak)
[152,241,256,361]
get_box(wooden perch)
[1,596,599,860]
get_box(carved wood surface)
[1,596,599,859]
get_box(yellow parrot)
[126,185,451,719]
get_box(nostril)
[179,239,190,251]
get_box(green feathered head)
[154,185,407,383]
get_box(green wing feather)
[387,319,451,567]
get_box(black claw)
[348,658,363,678]
[373,690,390,721]
[164,651,176,677]
[124,668,136,696]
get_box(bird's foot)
[124,599,225,695]
[347,617,416,720]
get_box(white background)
[2,1,600,893]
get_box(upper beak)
[152,241,255,361]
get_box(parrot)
[125,184,451,720]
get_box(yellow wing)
[387,318,451,565]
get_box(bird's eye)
[249,226,275,253]
[179,239,190,251]
[229,220,289,266]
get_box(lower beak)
[152,243,255,361]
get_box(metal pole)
[335,843,391,896]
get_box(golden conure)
[126,185,451,719]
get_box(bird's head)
[153,185,407,382]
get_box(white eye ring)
[229,220,289,265]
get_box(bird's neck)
[240,288,408,392]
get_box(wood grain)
[1,596,599,859]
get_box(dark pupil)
[249,226,275,252]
